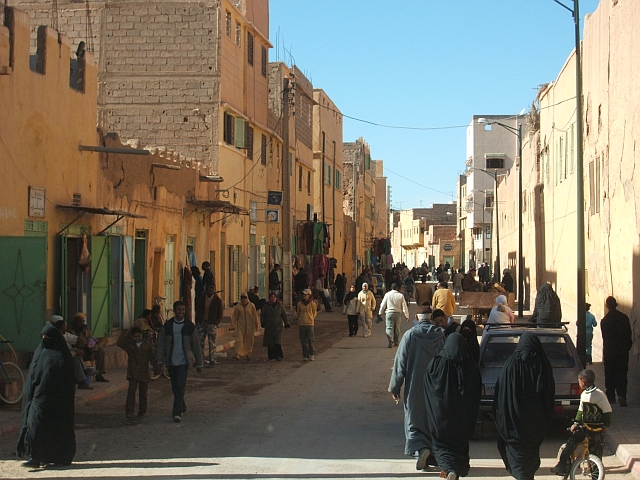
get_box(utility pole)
[282,77,292,308]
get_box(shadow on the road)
[1,472,512,480]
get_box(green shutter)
[91,236,112,338]
[235,118,246,148]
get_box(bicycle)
[556,422,606,480]
[0,336,25,404]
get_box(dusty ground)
[1,313,351,461]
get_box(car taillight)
[481,384,486,396]
[571,383,581,396]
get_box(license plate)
[561,400,570,406]
[485,384,495,395]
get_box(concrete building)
[461,114,524,277]
[0,9,242,351]
[343,138,376,273]
[371,160,389,240]
[390,205,457,268]
[4,0,275,307]
[491,0,640,391]
[313,88,345,276]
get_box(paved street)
[0,305,635,479]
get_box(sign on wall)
[266,209,280,223]
[267,191,283,205]
[28,187,46,218]
[443,243,453,251]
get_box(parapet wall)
[1,7,97,100]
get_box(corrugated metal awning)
[187,199,248,216]
[57,205,146,235]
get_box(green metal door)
[134,237,147,319]
[0,237,47,352]
[122,236,134,328]
[59,235,68,319]
[91,236,111,338]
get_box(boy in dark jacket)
[117,326,157,420]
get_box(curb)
[607,430,640,480]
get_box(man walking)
[601,296,633,406]
[156,301,203,422]
[201,261,215,293]
[379,283,409,348]
[357,283,376,338]
[269,264,282,297]
[432,281,456,320]
[194,284,223,366]
[389,304,445,470]
[296,289,318,361]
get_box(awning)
[187,199,248,216]
[57,205,146,235]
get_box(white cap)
[51,315,64,322]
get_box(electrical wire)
[384,166,455,198]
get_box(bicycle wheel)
[570,454,604,480]
[0,362,25,404]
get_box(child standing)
[551,369,612,474]
[117,326,157,420]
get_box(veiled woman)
[17,325,76,467]
[494,332,555,480]
[424,333,482,480]
[459,318,480,364]
[260,292,290,361]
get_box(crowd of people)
[387,297,622,480]
[13,257,634,476]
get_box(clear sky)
[269,0,600,210]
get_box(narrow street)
[0,305,634,479]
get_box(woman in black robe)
[425,333,482,479]
[17,325,76,467]
[494,332,555,480]
[459,318,480,364]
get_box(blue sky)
[269,0,600,210]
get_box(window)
[247,32,254,66]
[335,169,342,190]
[570,124,575,173]
[250,201,257,222]
[225,11,231,37]
[486,157,504,169]
[298,165,303,191]
[245,125,254,159]
[235,22,241,47]
[260,134,267,165]
[235,117,246,148]
[307,171,311,195]
[261,46,267,77]
[559,136,564,182]
[485,225,491,239]
[327,165,332,186]
[223,112,234,145]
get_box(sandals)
[233,355,240,360]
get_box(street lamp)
[551,0,587,375]
[466,167,500,280]
[477,118,524,318]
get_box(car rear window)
[480,334,576,368]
